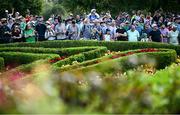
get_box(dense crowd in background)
[0,8,180,45]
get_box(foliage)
[0,47,105,56]
[2,62,180,113]
[56,0,180,16]
[0,0,43,18]
[65,49,176,75]
[0,57,4,71]
[41,3,67,20]
[1,41,180,55]
[0,52,59,65]
[52,48,107,68]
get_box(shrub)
[62,49,176,75]
[0,57,4,71]
[0,47,105,56]
[0,52,60,65]
[52,47,107,68]
[0,41,179,54]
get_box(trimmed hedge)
[53,48,107,67]
[16,47,107,73]
[1,40,180,54]
[60,49,177,75]
[0,52,60,65]
[17,59,48,72]
[0,47,106,56]
[0,57,4,71]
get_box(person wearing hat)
[24,23,36,43]
[88,9,100,22]
[45,21,56,41]
[11,25,22,42]
[160,24,169,43]
[115,23,128,41]
[66,20,80,40]
[0,18,12,43]
[55,18,67,40]
[35,18,47,41]
[168,25,179,45]
[81,18,92,40]
[149,24,163,42]
[127,25,140,42]
[123,21,130,31]
[7,18,14,30]
[103,29,111,41]
[91,19,102,40]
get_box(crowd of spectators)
[0,8,180,45]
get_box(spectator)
[149,24,163,42]
[127,25,140,42]
[115,23,128,41]
[24,24,36,43]
[11,25,22,42]
[45,21,56,40]
[20,17,27,31]
[103,29,111,41]
[160,24,169,43]
[0,18,12,43]
[91,20,102,40]
[35,18,47,41]
[81,18,92,40]
[7,18,14,30]
[123,21,130,31]
[168,25,179,45]
[88,9,100,22]
[67,20,79,40]
[142,24,152,38]
[55,19,66,40]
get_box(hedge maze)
[0,40,179,78]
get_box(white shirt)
[168,30,179,45]
[104,34,111,41]
[55,23,66,40]
[127,30,140,42]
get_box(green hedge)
[1,41,180,54]
[0,52,60,65]
[0,57,4,71]
[52,48,107,68]
[0,47,106,56]
[61,49,176,75]
[17,59,48,72]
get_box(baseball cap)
[152,24,157,27]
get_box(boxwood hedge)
[0,40,180,54]
[60,49,177,75]
[0,52,60,65]
[0,57,4,71]
[53,48,107,67]
[0,46,107,56]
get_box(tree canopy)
[0,0,179,18]
[0,0,43,18]
[57,0,180,16]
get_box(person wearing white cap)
[88,9,100,22]
[168,25,179,45]
[149,24,163,42]
[127,25,140,42]
[45,21,56,40]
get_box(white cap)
[152,24,157,27]
[91,9,96,13]
[172,25,177,28]
[167,22,172,26]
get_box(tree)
[0,0,43,18]
[57,0,180,17]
